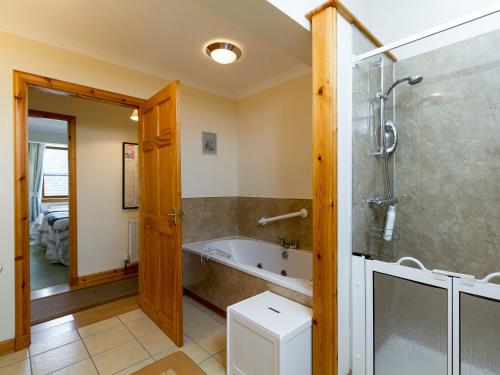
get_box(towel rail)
[258,208,308,226]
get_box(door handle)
[167,209,186,225]
[167,208,178,225]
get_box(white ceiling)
[0,0,312,98]
[28,116,67,136]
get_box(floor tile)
[30,329,80,356]
[92,340,149,375]
[138,329,175,356]
[31,340,88,375]
[154,341,211,364]
[118,309,147,324]
[78,317,122,338]
[194,326,226,355]
[0,349,28,368]
[123,315,158,338]
[52,358,98,375]
[115,358,154,375]
[199,357,226,375]
[31,320,77,344]
[83,325,134,355]
[31,314,74,333]
[184,309,222,338]
[214,349,226,368]
[0,358,30,375]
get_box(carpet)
[30,244,68,290]
[31,277,138,324]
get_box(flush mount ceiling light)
[130,109,139,122]
[206,42,242,64]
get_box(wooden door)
[139,81,183,346]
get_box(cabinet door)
[230,318,278,375]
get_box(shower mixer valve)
[367,196,398,208]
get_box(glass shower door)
[366,259,452,375]
[453,276,500,375]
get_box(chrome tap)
[278,237,299,249]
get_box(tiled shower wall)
[353,28,500,278]
[182,197,312,250]
[395,29,500,278]
[352,29,396,256]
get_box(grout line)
[28,348,33,375]
[46,358,90,375]
[119,315,156,364]
[76,327,100,374]
[29,331,81,358]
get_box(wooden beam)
[306,0,398,62]
[312,6,338,375]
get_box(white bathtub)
[183,237,313,296]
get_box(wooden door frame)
[27,109,78,285]
[13,70,144,349]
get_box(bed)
[30,208,70,266]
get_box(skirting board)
[77,263,139,288]
[183,288,226,319]
[0,338,15,355]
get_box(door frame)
[13,70,144,349]
[27,109,78,286]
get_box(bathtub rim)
[182,236,313,297]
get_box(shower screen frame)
[452,277,500,374]
[365,259,453,375]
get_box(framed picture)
[122,142,140,209]
[202,131,217,155]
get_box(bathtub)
[183,237,313,297]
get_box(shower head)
[384,75,423,97]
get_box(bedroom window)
[42,146,69,199]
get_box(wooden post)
[311,6,338,375]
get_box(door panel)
[453,277,500,374]
[139,81,183,346]
[366,260,453,375]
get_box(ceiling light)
[206,42,242,64]
[130,109,139,122]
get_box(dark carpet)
[30,244,68,290]
[31,277,138,324]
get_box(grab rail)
[258,208,308,226]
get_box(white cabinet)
[227,291,312,375]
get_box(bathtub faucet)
[279,237,299,249]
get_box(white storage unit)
[227,291,312,375]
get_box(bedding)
[30,208,70,266]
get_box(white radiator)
[128,219,139,264]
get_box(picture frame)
[202,131,217,155]
[122,142,140,209]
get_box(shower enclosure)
[351,12,500,375]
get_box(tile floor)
[0,296,226,375]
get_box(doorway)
[27,110,77,296]
[13,71,161,349]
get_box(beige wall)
[181,86,238,198]
[237,74,312,199]
[0,32,311,341]
[0,32,240,341]
[28,88,139,277]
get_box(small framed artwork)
[202,131,217,155]
[122,142,140,209]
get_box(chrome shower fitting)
[375,74,423,159]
